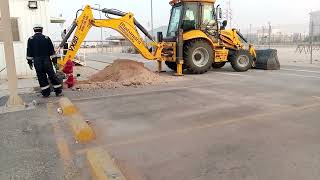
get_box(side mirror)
[222,20,228,28]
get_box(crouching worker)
[26,24,62,97]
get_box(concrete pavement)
[69,64,320,180]
[0,106,64,179]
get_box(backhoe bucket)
[254,49,280,70]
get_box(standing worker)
[61,29,69,55]
[26,24,62,97]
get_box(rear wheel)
[212,62,226,68]
[184,40,213,74]
[230,50,253,72]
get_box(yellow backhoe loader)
[57,0,280,76]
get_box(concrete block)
[87,147,126,180]
[59,97,78,116]
[70,114,95,143]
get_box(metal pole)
[95,4,103,52]
[262,26,265,45]
[310,18,314,64]
[249,24,252,43]
[268,22,271,49]
[0,0,24,107]
[151,0,154,37]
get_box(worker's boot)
[55,88,63,97]
[41,88,51,98]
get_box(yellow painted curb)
[87,147,126,180]
[70,114,96,143]
[59,97,78,116]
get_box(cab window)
[202,4,215,25]
[167,5,183,37]
[182,3,198,32]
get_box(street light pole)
[310,17,314,64]
[249,24,252,43]
[95,4,103,52]
[268,22,272,49]
[150,0,154,38]
[0,0,24,108]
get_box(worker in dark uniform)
[26,24,62,97]
[61,29,69,55]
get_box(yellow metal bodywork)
[220,29,258,59]
[214,48,229,62]
[183,30,218,48]
[93,13,156,60]
[59,6,93,66]
[175,61,184,76]
[58,5,175,67]
[220,29,243,49]
[249,44,257,59]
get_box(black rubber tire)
[212,62,226,68]
[230,50,253,72]
[184,40,213,74]
[165,61,186,72]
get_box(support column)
[175,29,184,76]
[0,0,24,108]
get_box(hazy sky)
[49,0,320,40]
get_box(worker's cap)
[33,24,43,30]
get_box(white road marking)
[313,96,320,100]
[281,68,320,74]
[276,72,320,79]
[215,72,251,77]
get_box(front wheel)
[230,50,253,72]
[184,40,213,74]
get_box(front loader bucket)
[255,49,280,70]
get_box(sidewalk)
[0,78,38,96]
[0,78,38,106]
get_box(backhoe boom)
[58,5,172,67]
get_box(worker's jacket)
[26,33,56,61]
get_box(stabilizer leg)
[174,60,184,76]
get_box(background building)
[310,10,320,42]
[310,11,320,36]
[0,0,51,79]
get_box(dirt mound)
[77,59,165,89]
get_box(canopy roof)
[170,0,215,6]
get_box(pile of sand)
[76,59,165,89]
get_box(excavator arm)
[220,29,257,58]
[58,5,174,67]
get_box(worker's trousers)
[34,57,62,97]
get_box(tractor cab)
[167,0,218,38]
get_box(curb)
[87,147,127,180]
[59,97,95,143]
[70,114,95,143]
[59,97,78,116]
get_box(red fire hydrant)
[63,60,76,88]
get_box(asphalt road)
[0,106,64,180]
[72,63,320,180]
[1,51,320,180]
